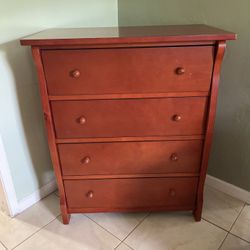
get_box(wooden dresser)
[21,25,236,224]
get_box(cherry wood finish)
[20,25,236,46]
[21,25,235,224]
[42,46,213,95]
[31,48,70,224]
[49,91,209,101]
[193,41,227,221]
[63,173,199,180]
[51,97,207,138]
[58,140,203,176]
[64,177,198,209]
[55,135,204,143]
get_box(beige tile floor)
[0,186,249,250]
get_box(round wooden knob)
[78,116,86,125]
[86,191,94,198]
[170,153,178,161]
[81,156,90,165]
[176,67,185,75]
[71,69,81,78]
[169,189,176,197]
[172,114,181,122]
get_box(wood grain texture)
[31,47,70,224]
[20,25,236,46]
[51,97,208,139]
[193,41,227,221]
[21,25,235,224]
[34,41,216,50]
[58,140,203,176]
[67,206,195,214]
[42,46,214,95]
[64,177,198,209]
[62,173,200,180]
[48,91,209,101]
[55,135,204,144]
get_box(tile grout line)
[218,202,247,249]
[113,212,150,250]
[227,202,250,243]
[83,211,150,249]
[116,212,151,249]
[0,240,7,250]
[201,218,229,233]
[228,203,246,232]
[11,215,60,250]
[201,199,246,234]
[201,218,229,250]
[83,214,122,243]
[116,241,134,250]
[218,232,229,250]
[229,232,250,244]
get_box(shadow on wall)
[117,0,250,191]
[0,40,54,198]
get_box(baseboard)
[205,175,250,204]
[15,175,250,214]
[0,135,19,217]
[16,179,57,214]
[4,172,250,216]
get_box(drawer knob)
[169,189,176,197]
[86,191,94,198]
[176,67,185,75]
[170,153,178,161]
[78,116,86,125]
[70,69,81,78]
[81,156,91,165]
[172,114,182,122]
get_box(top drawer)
[42,46,214,95]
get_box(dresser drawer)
[59,140,202,176]
[42,46,213,95]
[51,97,207,138]
[64,178,198,209]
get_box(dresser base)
[61,206,201,224]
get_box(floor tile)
[86,212,148,240]
[0,211,11,224]
[231,205,250,242]
[15,214,120,250]
[54,190,59,197]
[220,233,250,250]
[202,185,245,230]
[0,193,60,249]
[0,242,6,250]
[125,212,227,250]
[116,242,133,250]
[0,181,9,216]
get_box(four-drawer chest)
[21,25,236,224]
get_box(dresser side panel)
[31,47,70,224]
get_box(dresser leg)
[62,212,71,224]
[193,208,201,221]
[193,198,203,221]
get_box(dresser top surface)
[20,24,236,46]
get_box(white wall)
[0,0,118,202]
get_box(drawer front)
[51,97,207,138]
[64,178,198,209]
[59,140,202,176]
[42,46,213,95]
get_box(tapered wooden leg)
[60,200,70,224]
[62,212,71,224]
[193,207,202,221]
[193,198,203,221]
